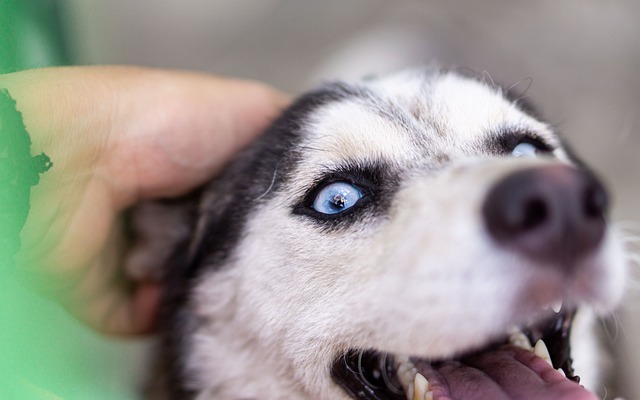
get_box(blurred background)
[5,0,640,398]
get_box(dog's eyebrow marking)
[323,81,433,150]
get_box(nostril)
[482,172,554,242]
[583,182,608,219]
[521,197,548,230]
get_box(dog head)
[138,69,627,399]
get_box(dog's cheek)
[569,307,607,393]
[232,200,385,330]
[223,163,525,359]
[583,227,628,312]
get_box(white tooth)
[413,373,429,400]
[405,383,414,400]
[551,301,562,313]
[556,368,566,377]
[424,390,434,400]
[509,330,533,351]
[396,362,417,400]
[534,339,553,366]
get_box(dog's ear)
[125,196,200,282]
[124,155,260,282]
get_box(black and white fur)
[130,68,627,399]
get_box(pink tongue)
[414,346,598,400]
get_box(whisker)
[358,350,377,389]
[626,253,640,263]
[481,70,496,89]
[505,77,533,100]
[380,353,403,395]
[344,352,356,374]
[616,220,640,233]
[620,234,640,243]
[600,312,620,343]
[254,167,279,201]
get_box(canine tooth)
[413,373,429,400]
[405,385,414,400]
[556,368,566,377]
[551,301,562,313]
[534,340,553,366]
[509,330,533,351]
[424,390,434,400]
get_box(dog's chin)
[330,308,598,400]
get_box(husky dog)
[130,68,627,400]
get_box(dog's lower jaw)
[182,332,349,400]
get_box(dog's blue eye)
[312,182,363,214]
[512,142,540,158]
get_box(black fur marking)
[485,127,592,173]
[483,129,555,157]
[161,82,374,399]
[292,162,399,230]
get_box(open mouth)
[331,308,598,400]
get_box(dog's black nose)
[482,165,608,269]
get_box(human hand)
[0,66,289,335]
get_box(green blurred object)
[0,0,69,260]
[0,0,71,73]
[1,1,146,399]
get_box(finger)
[68,281,162,335]
[54,214,162,335]
[130,281,162,334]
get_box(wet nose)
[482,165,608,269]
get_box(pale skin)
[1,66,289,335]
